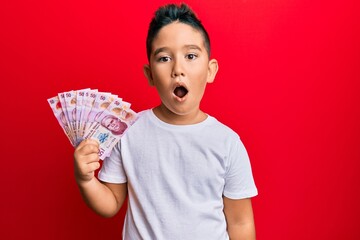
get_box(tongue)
[174,87,188,98]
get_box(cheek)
[190,81,207,99]
[152,64,170,77]
[192,76,209,98]
[189,62,209,77]
[152,68,170,88]
[191,69,209,88]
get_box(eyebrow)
[153,44,203,57]
[153,47,170,57]
[184,44,202,51]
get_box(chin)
[169,105,199,116]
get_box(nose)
[171,59,185,78]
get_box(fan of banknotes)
[47,88,138,159]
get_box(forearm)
[228,222,256,240]
[223,197,256,240]
[77,178,125,217]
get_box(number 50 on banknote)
[47,88,138,159]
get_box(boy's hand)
[74,139,101,185]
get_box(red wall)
[1,0,359,239]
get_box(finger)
[86,138,100,147]
[83,152,100,163]
[74,152,99,174]
[86,161,101,173]
[76,138,99,150]
[75,142,99,156]
[74,151,99,167]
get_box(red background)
[1,0,359,239]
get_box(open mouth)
[173,86,188,98]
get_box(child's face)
[144,22,218,119]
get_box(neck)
[153,104,207,125]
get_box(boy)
[74,3,258,239]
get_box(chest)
[121,129,228,199]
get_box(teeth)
[174,86,188,98]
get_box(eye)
[158,56,171,62]
[186,53,198,60]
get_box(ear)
[143,64,154,86]
[207,59,219,83]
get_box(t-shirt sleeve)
[223,137,258,199]
[98,141,127,184]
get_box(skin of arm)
[74,139,127,217]
[223,197,256,240]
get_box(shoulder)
[205,115,241,141]
[135,109,151,119]
[128,109,152,126]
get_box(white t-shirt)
[98,109,258,240]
